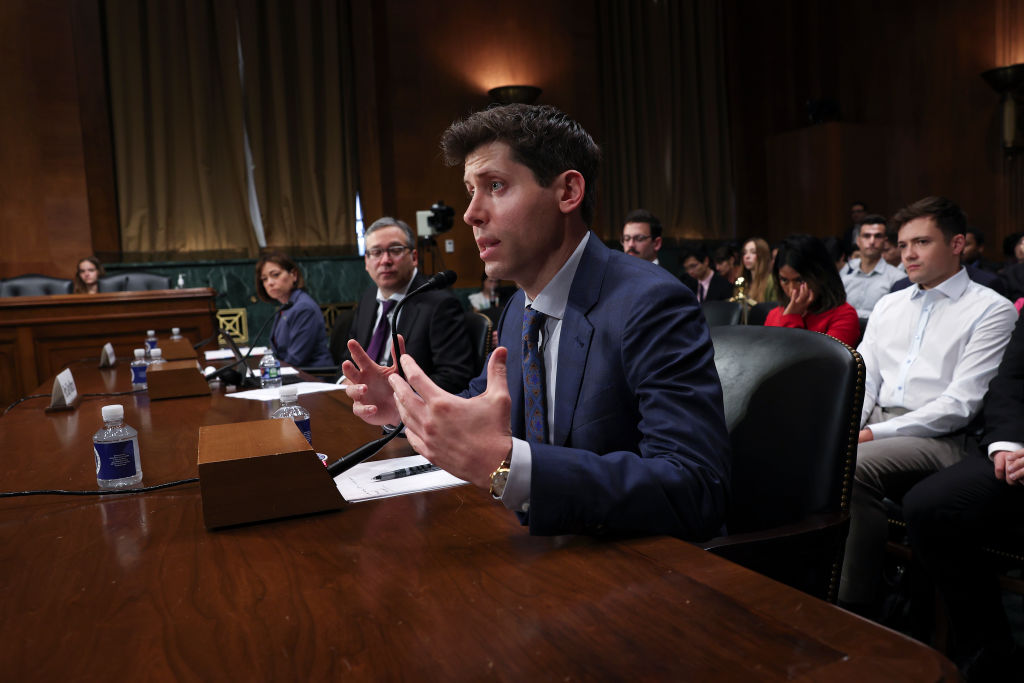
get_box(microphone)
[328,271,457,476]
[207,301,294,386]
[390,270,456,380]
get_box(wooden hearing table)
[0,361,959,681]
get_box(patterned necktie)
[522,305,548,443]
[366,299,396,364]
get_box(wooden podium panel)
[0,288,216,406]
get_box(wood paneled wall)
[725,0,1024,251]
[0,0,94,280]
[3,0,1022,280]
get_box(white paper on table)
[204,346,269,361]
[334,455,467,502]
[224,381,346,401]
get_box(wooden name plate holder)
[147,360,211,400]
[160,338,198,361]
[197,419,344,529]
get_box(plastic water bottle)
[93,404,143,489]
[259,351,282,388]
[272,385,311,445]
[170,327,183,341]
[144,329,158,358]
[130,349,148,389]
[148,348,166,368]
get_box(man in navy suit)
[343,104,730,540]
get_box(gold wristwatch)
[489,456,511,499]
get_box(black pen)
[372,463,441,481]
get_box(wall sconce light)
[982,64,1024,152]
[487,85,542,105]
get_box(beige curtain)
[237,1,358,253]
[104,0,358,260]
[597,0,734,241]
[105,1,257,260]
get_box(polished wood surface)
[0,362,958,681]
[0,288,217,407]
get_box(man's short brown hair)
[441,104,601,226]
[891,196,967,242]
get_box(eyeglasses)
[621,235,652,244]
[365,245,412,260]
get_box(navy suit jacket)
[269,289,333,367]
[465,236,731,540]
[345,272,476,394]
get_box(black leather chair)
[0,274,73,296]
[701,300,742,326]
[703,326,864,602]
[99,272,171,292]
[464,310,493,375]
[745,301,779,325]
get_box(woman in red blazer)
[765,234,861,347]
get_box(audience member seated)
[764,234,860,347]
[254,251,333,367]
[679,247,732,303]
[469,273,503,313]
[73,257,105,294]
[713,243,743,289]
[840,215,902,318]
[838,196,1017,619]
[340,216,474,394]
[890,262,1006,297]
[962,226,999,273]
[903,312,1024,681]
[881,227,904,271]
[620,209,663,265]
[740,237,778,304]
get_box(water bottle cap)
[151,348,162,358]
[101,404,124,421]
[134,348,146,359]
[146,329,155,336]
[172,327,180,334]
[279,385,297,399]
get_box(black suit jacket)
[680,271,733,302]
[343,272,476,394]
[982,313,1024,447]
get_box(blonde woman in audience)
[741,237,778,303]
[73,256,105,294]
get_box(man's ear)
[950,233,966,255]
[555,170,585,216]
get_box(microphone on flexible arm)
[327,270,457,476]
[206,301,294,387]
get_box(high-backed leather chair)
[0,274,73,296]
[745,301,779,326]
[464,310,493,376]
[701,300,742,326]
[99,272,171,292]
[703,326,864,602]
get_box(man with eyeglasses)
[621,209,663,264]
[341,216,475,393]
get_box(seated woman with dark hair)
[765,234,860,347]
[73,256,105,294]
[255,252,333,367]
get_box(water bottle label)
[295,418,312,445]
[261,365,280,380]
[95,440,138,480]
[145,339,157,350]
[131,365,147,384]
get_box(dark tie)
[366,299,396,364]
[522,306,548,443]
[698,282,706,303]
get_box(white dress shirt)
[858,267,1017,440]
[500,232,591,512]
[841,258,903,318]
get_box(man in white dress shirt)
[838,196,1018,611]
[840,215,903,318]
